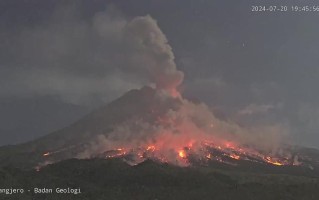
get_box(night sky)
[1,0,319,148]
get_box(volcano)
[0,86,319,177]
[1,87,319,200]
[0,86,180,168]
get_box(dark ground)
[0,158,318,200]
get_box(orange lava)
[229,154,240,160]
[270,162,283,166]
[146,145,156,151]
[41,137,291,167]
[178,150,187,159]
[265,156,284,166]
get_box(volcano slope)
[0,86,318,170]
[0,86,181,169]
[0,86,319,199]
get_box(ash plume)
[124,15,184,96]
[64,7,291,166]
[73,9,288,162]
[94,8,184,96]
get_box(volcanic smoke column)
[125,15,184,97]
[87,14,290,166]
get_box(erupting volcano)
[31,86,315,172]
[0,14,318,175]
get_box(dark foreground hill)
[0,158,318,200]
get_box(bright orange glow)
[270,161,283,166]
[146,145,156,151]
[40,133,292,167]
[229,154,240,160]
[90,142,291,167]
[267,159,283,166]
[264,156,284,166]
[178,150,186,159]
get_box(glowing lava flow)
[178,150,187,159]
[229,154,240,160]
[264,157,283,166]
[84,138,293,167]
[38,133,294,168]
[40,137,294,168]
[146,146,156,152]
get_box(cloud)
[238,104,275,115]
[0,4,183,105]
